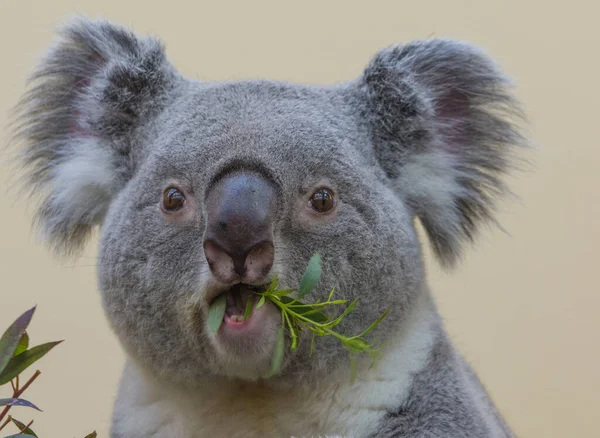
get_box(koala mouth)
[221,284,263,323]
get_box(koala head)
[13,19,524,384]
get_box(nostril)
[203,238,274,284]
[203,239,238,282]
[244,240,275,283]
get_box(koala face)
[97,83,423,381]
[13,19,524,384]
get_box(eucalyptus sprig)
[260,253,390,376]
[208,253,390,377]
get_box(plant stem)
[19,419,34,433]
[0,370,41,424]
[0,416,10,432]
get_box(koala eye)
[309,187,335,213]
[161,187,186,212]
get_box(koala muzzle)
[203,172,277,284]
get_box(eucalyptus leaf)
[0,398,41,411]
[256,251,390,380]
[297,253,322,299]
[287,304,328,324]
[13,333,29,358]
[84,432,98,438]
[208,294,227,334]
[243,297,253,321]
[0,341,62,386]
[266,327,285,377]
[355,306,391,338]
[10,418,38,437]
[327,298,359,328]
[0,307,35,375]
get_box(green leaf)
[84,432,98,438]
[10,418,38,437]
[207,294,227,334]
[323,298,359,329]
[355,306,391,338]
[0,307,36,375]
[243,297,253,321]
[255,296,266,310]
[282,311,298,350]
[0,341,62,385]
[266,327,285,377]
[309,331,316,356]
[297,253,322,299]
[287,304,328,324]
[13,333,29,357]
[267,288,295,298]
[0,398,41,411]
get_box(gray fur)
[10,17,526,438]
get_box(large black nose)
[203,172,278,284]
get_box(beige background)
[0,0,598,437]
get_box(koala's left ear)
[358,39,527,267]
[11,18,181,256]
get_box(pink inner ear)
[434,87,472,155]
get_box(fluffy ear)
[12,18,180,255]
[359,39,526,267]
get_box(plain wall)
[0,1,598,436]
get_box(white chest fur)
[112,294,436,438]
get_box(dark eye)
[161,187,186,212]
[309,188,335,213]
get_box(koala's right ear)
[12,18,180,256]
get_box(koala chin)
[11,17,526,438]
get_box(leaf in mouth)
[257,252,390,379]
[243,295,253,321]
[208,294,227,333]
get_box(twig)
[19,419,34,433]
[0,370,42,423]
[15,370,41,397]
[0,416,11,432]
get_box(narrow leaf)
[0,398,41,411]
[267,288,295,298]
[207,294,227,334]
[297,253,322,299]
[13,333,29,357]
[0,341,62,385]
[324,298,359,329]
[355,306,391,338]
[266,327,285,377]
[84,432,98,438]
[0,307,36,374]
[283,312,298,351]
[255,296,266,310]
[309,331,316,356]
[10,418,38,437]
[243,297,253,321]
[343,337,371,353]
[287,305,328,324]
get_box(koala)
[11,17,526,438]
